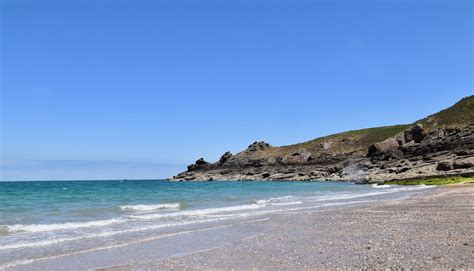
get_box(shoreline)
[105,184,474,270]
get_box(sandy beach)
[106,184,474,270]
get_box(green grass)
[285,124,410,153]
[417,95,474,130]
[235,96,473,159]
[384,176,474,186]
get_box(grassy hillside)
[417,95,474,130]
[236,124,410,159]
[281,124,410,154]
[234,95,473,160]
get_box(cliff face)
[172,96,474,183]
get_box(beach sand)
[107,184,474,270]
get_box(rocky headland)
[172,96,474,183]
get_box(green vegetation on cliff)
[417,95,474,130]
[236,95,473,160]
[288,124,410,153]
[385,176,474,186]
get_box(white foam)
[372,184,391,188]
[0,217,232,250]
[4,218,122,233]
[131,204,263,220]
[251,195,295,205]
[0,218,270,270]
[119,203,180,211]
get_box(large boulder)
[187,158,210,172]
[195,158,209,166]
[219,151,232,163]
[187,164,198,171]
[404,124,426,143]
[395,133,406,145]
[436,161,453,171]
[368,138,400,157]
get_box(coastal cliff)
[172,96,474,183]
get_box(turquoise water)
[0,180,386,226]
[0,180,434,270]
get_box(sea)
[0,180,434,270]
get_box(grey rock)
[246,141,272,152]
[402,141,416,147]
[172,124,474,183]
[195,158,209,165]
[383,149,404,160]
[187,164,198,171]
[219,151,232,163]
[321,141,333,150]
[368,138,400,157]
[453,161,473,169]
[436,161,453,171]
[404,124,426,143]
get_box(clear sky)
[1,0,472,180]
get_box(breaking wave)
[119,203,181,211]
[2,218,122,233]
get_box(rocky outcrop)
[173,124,474,182]
[436,161,453,171]
[404,124,426,143]
[186,158,210,172]
[246,141,272,152]
[368,138,400,158]
[219,151,232,164]
[368,124,428,159]
[171,96,474,183]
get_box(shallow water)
[0,180,434,270]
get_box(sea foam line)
[119,203,181,211]
[372,183,391,188]
[0,218,270,270]
[0,187,430,251]
[310,185,434,202]
[130,203,264,220]
[3,218,123,233]
[251,195,296,205]
[0,199,321,251]
[0,185,433,235]
[0,217,235,251]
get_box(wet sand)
[107,184,474,270]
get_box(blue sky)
[1,0,472,180]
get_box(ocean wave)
[119,203,181,211]
[372,184,391,188]
[2,218,122,233]
[0,217,232,251]
[250,195,295,205]
[131,204,263,220]
[0,218,270,270]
